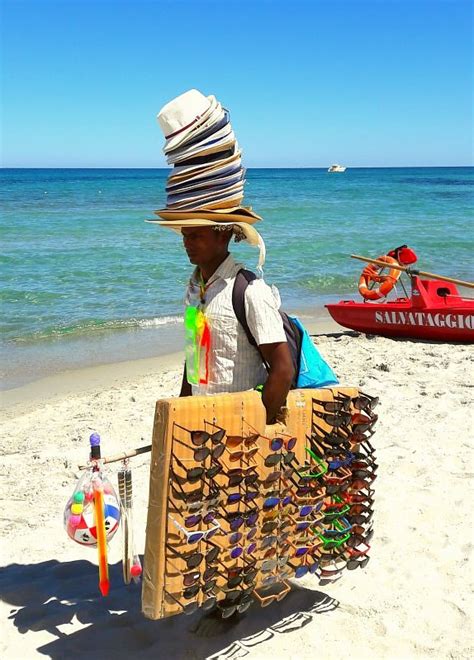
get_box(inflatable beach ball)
[65,492,120,546]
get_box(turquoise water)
[1,167,473,388]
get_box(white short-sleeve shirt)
[185,254,286,395]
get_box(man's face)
[181,227,228,266]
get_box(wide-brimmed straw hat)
[146,215,266,269]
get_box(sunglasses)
[261,543,291,560]
[259,567,293,586]
[292,499,324,518]
[312,395,351,413]
[347,514,372,527]
[253,581,291,607]
[168,514,221,543]
[226,466,259,488]
[317,532,351,548]
[260,556,290,573]
[328,456,355,471]
[312,408,352,428]
[351,422,377,435]
[164,589,215,615]
[268,436,298,452]
[334,391,379,414]
[264,451,295,468]
[263,494,292,510]
[173,423,226,446]
[173,436,225,462]
[290,558,320,578]
[346,541,371,557]
[326,481,350,496]
[260,531,292,550]
[225,508,259,531]
[325,467,352,485]
[224,561,258,587]
[225,490,259,505]
[347,479,373,493]
[318,548,346,563]
[349,503,373,515]
[290,514,324,533]
[348,530,374,548]
[262,504,292,520]
[296,446,328,479]
[166,542,219,570]
[228,526,258,545]
[346,555,370,570]
[172,455,222,484]
[322,517,352,536]
[351,524,374,538]
[311,422,350,447]
[261,518,292,534]
[177,494,221,514]
[170,471,220,508]
[225,446,259,462]
[224,541,258,560]
[319,556,347,574]
[260,470,283,487]
[169,563,218,588]
[170,506,217,529]
[324,503,351,520]
[352,465,377,480]
[170,478,219,505]
[354,391,379,411]
[225,433,259,448]
[216,593,253,618]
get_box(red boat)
[326,249,474,343]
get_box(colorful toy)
[184,305,211,385]
[63,432,120,596]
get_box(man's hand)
[259,342,294,424]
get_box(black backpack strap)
[232,269,258,348]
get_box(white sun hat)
[158,89,217,153]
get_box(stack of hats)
[160,90,244,211]
[148,89,266,269]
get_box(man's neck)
[199,252,230,282]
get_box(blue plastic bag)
[289,316,339,388]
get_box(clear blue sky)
[1,0,472,167]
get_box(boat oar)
[351,255,474,290]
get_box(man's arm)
[179,363,192,397]
[259,341,294,424]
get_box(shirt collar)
[191,253,243,288]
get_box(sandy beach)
[1,329,473,660]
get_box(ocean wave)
[8,315,183,344]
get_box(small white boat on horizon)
[328,164,347,173]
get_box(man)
[177,224,294,424]
[151,87,294,423]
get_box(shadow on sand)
[0,558,338,659]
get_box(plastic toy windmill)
[184,305,211,385]
[63,433,121,596]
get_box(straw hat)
[146,215,266,269]
[153,91,266,269]
[158,89,218,153]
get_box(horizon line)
[1,164,473,170]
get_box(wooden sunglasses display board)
[142,387,375,620]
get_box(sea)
[1,167,473,390]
